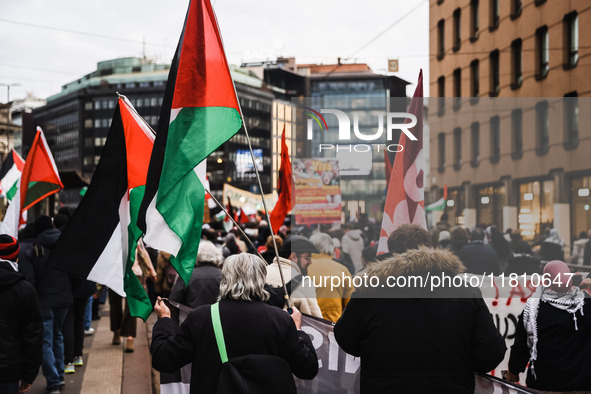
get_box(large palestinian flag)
[48,97,155,320]
[0,149,25,201]
[138,0,242,285]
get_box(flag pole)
[212,8,291,310]
[203,187,266,262]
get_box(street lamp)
[0,83,21,161]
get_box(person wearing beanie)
[20,216,73,393]
[0,234,43,393]
[507,260,591,391]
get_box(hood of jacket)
[35,228,61,249]
[0,260,25,290]
[364,246,465,280]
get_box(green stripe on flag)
[125,186,153,321]
[157,106,241,284]
[6,181,18,201]
[24,181,61,207]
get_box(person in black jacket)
[0,235,42,394]
[506,260,591,391]
[25,216,73,393]
[169,240,223,309]
[459,227,501,275]
[151,253,318,394]
[335,246,506,393]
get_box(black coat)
[335,295,506,393]
[334,248,506,393]
[504,254,542,276]
[25,229,73,309]
[151,299,318,394]
[459,242,501,275]
[509,297,591,391]
[169,263,222,309]
[0,262,43,384]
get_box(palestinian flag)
[48,97,155,320]
[426,185,448,211]
[20,128,64,227]
[138,0,242,285]
[0,149,25,201]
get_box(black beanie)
[34,215,53,236]
[0,234,20,261]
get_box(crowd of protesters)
[2,208,591,393]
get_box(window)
[108,100,115,109]
[471,122,480,167]
[470,0,479,41]
[564,92,579,149]
[85,102,93,111]
[563,12,579,68]
[470,60,480,97]
[535,26,549,79]
[94,101,101,110]
[511,109,523,159]
[437,76,445,116]
[536,100,549,155]
[453,68,462,110]
[489,0,499,31]
[453,8,461,52]
[453,127,462,170]
[94,119,101,128]
[489,49,500,96]
[437,19,445,60]
[511,0,522,19]
[84,119,93,129]
[511,39,523,89]
[490,116,500,163]
[438,132,446,172]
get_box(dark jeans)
[64,297,89,362]
[41,307,68,389]
[0,381,18,394]
[108,289,136,337]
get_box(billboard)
[293,158,341,225]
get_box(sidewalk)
[28,304,154,394]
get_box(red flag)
[377,70,426,255]
[19,127,64,226]
[269,127,292,232]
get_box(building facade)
[429,0,591,250]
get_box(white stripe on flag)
[143,161,206,256]
[160,383,190,394]
[0,180,20,238]
[87,194,128,296]
[144,193,183,256]
[1,164,20,198]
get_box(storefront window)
[518,180,554,240]
[571,176,591,240]
[476,185,505,227]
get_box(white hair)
[197,240,223,267]
[218,253,270,302]
[310,232,334,256]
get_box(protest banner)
[292,158,341,225]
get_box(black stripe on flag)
[48,103,128,278]
[0,151,15,181]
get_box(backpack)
[211,302,297,394]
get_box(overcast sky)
[0,0,429,102]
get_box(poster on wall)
[292,158,342,225]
